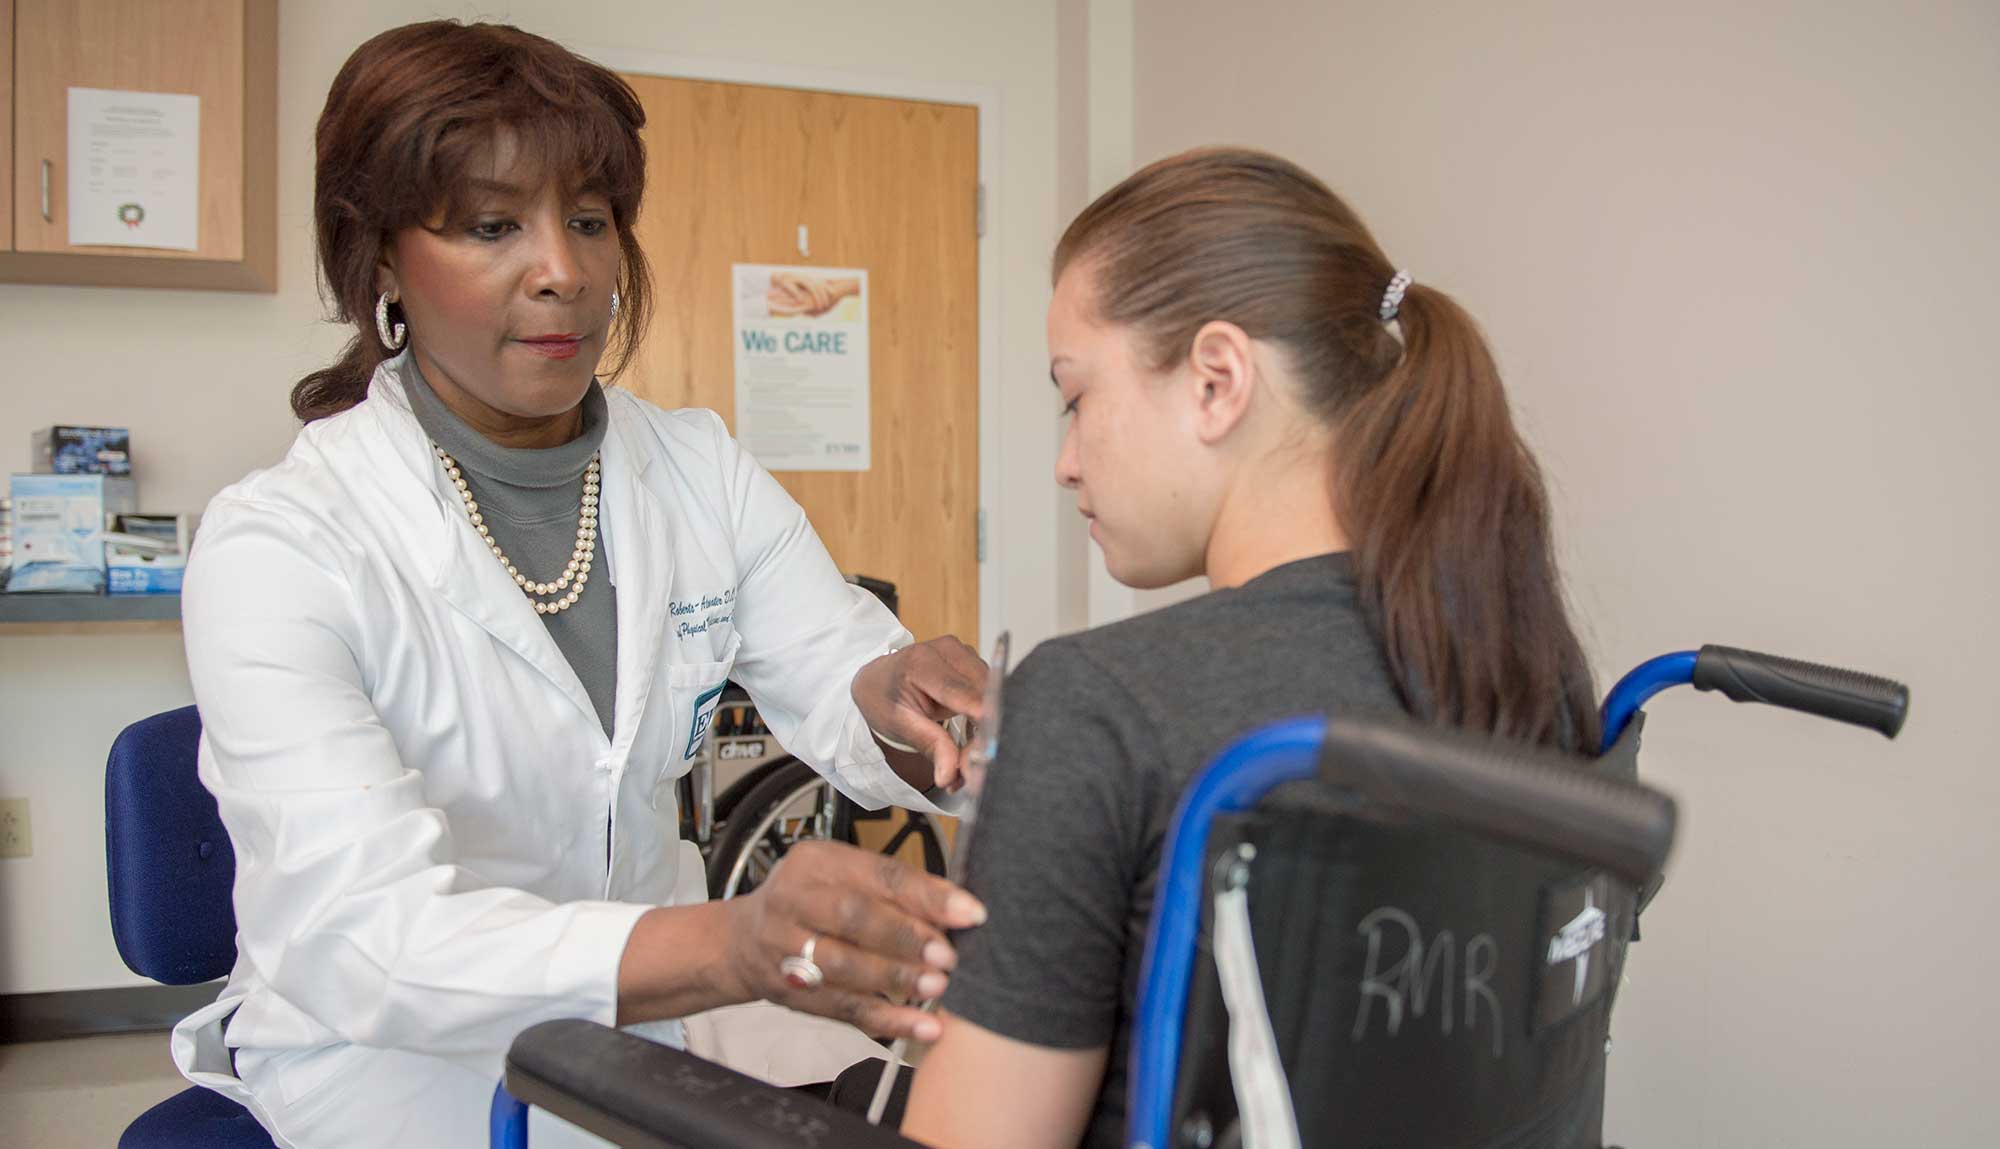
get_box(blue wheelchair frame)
[1125,717,1330,1149]
[1598,652,1698,753]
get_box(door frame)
[581,45,1004,652]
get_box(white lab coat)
[169,355,942,1147]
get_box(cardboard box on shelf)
[5,475,139,594]
[106,513,196,596]
[30,426,133,476]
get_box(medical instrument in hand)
[946,630,1011,868]
[865,631,1010,1125]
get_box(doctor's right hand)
[718,840,986,1041]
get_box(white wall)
[1135,1,1997,1144]
[1053,0,1091,636]
[1063,0,1211,623]
[0,0,1064,995]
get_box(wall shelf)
[0,593,181,635]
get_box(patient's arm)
[908,640,1158,1146]
[902,1011,1107,1149]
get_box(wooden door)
[621,75,980,650]
[12,0,244,261]
[1,0,14,251]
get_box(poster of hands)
[733,264,871,472]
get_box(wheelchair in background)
[494,643,1908,1149]
[680,573,947,901]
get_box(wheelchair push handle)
[1323,720,1677,889]
[1692,644,1909,739]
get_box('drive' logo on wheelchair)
[1533,872,1617,1032]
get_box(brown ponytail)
[1056,147,1599,751]
[295,21,654,423]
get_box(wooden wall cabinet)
[0,0,276,292]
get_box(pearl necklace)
[434,444,600,616]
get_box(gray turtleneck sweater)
[403,360,620,736]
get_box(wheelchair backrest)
[1168,719,1647,1149]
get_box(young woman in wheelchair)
[900,147,1602,1148]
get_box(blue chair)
[100,704,725,1149]
[105,706,276,1149]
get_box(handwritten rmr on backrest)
[1350,906,1505,1059]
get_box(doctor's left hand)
[852,637,990,791]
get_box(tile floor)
[0,1025,925,1146]
[0,1031,187,1148]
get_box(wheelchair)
[492,642,1907,1149]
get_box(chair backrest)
[104,706,238,985]
[1162,720,1658,1149]
[1172,809,1636,1148]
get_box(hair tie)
[1379,269,1414,323]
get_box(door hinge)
[977,509,988,563]
[975,183,987,239]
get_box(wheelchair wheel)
[706,757,947,900]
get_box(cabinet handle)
[41,160,54,222]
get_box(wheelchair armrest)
[504,1019,927,1149]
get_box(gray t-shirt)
[939,553,1405,1148]
[402,360,619,736]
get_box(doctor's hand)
[852,637,991,792]
[721,841,987,1041]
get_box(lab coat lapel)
[364,359,604,735]
[432,502,603,734]
[598,404,673,756]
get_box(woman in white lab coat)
[170,21,988,1147]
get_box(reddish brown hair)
[1056,147,1599,750]
[293,21,653,422]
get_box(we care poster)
[732,264,871,472]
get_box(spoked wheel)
[706,757,948,899]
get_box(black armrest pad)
[505,1019,928,1149]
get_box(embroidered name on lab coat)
[671,589,736,639]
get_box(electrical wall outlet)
[0,799,30,859]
